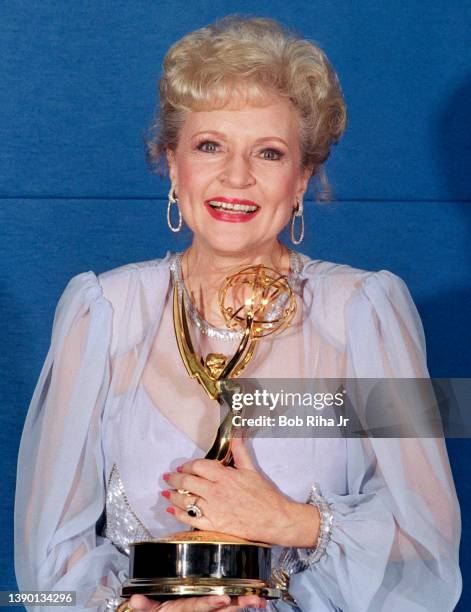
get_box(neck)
[181,238,291,327]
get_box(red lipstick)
[204,197,260,223]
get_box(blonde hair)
[146,16,347,200]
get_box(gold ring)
[117,602,133,612]
[177,488,192,496]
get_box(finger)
[164,489,206,513]
[177,458,227,481]
[230,438,256,471]
[129,594,162,611]
[129,594,231,612]
[165,473,212,498]
[233,595,266,608]
[219,595,266,611]
[178,595,231,611]
[169,503,213,531]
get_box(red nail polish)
[166,506,175,515]
[176,465,183,473]
[163,473,170,481]
[161,490,170,498]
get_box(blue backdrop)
[1,1,470,609]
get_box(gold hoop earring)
[290,198,304,245]
[167,186,182,233]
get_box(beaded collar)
[169,250,303,342]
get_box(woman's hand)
[127,593,266,611]
[162,438,319,548]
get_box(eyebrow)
[192,130,227,139]
[191,131,290,148]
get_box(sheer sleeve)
[15,272,128,611]
[286,271,462,611]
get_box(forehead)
[179,96,300,144]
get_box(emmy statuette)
[122,264,296,600]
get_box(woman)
[15,16,462,612]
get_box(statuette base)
[121,533,281,601]
[122,577,282,600]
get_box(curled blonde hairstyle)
[146,15,347,200]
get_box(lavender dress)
[15,252,462,611]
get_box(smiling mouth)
[206,199,259,215]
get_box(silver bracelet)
[297,482,334,566]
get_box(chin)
[201,234,266,258]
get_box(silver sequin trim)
[104,464,153,555]
[297,482,334,565]
[169,250,304,341]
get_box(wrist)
[275,500,320,548]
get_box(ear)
[296,164,313,201]
[166,148,178,186]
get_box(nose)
[218,152,256,188]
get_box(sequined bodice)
[103,464,153,554]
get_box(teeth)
[208,200,258,213]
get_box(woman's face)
[167,94,311,256]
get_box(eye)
[197,140,220,153]
[260,148,284,161]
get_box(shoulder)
[61,254,172,309]
[97,253,172,306]
[298,254,420,347]
[299,253,408,305]
[59,254,173,355]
